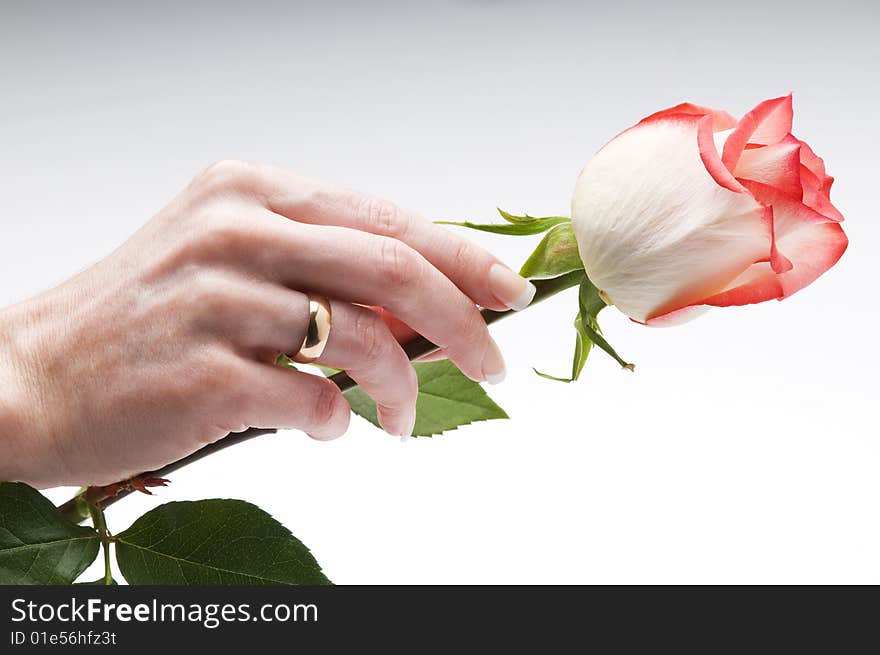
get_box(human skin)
[0,160,535,488]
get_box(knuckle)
[284,183,340,220]
[460,308,488,349]
[310,379,343,427]
[197,159,259,195]
[199,159,246,186]
[218,372,252,415]
[149,217,251,279]
[378,238,422,289]
[353,311,385,364]
[190,270,233,316]
[196,218,251,257]
[223,382,255,421]
[193,347,245,403]
[450,239,475,276]
[359,196,405,238]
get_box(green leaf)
[0,482,100,584]
[518,222,585,280]
[437,209,569,236]
[344,360,508,436]
[578,278,634,371]
[115,499,331,585]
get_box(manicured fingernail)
[486,370,506,385]
[489,263,536,311]
[482,337,506,385]
[402,409,416,437]
[380,405,416,438]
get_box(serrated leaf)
[518,222,585,279]
[344,360,508,436]
[0,482,100,584]
[115,499,330,585]
[578,278,634,371]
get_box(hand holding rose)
[0,96,848,494]
[0,162,535,488]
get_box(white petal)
[571,117,770,322]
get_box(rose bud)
[571,95,848,325]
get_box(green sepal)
[578,278,634,371]
[532,313,593,383]
[518,222,584,280]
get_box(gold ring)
[291,294,333,364]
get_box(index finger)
[251,165,537,312]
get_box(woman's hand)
[0,161,535,488]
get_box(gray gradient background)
[2,0,878,583]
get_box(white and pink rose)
[571,95,848,325]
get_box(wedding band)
[291,294,333,364]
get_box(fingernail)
[402,409,416,437]
[380,405,416,438]
[482,337,506,385]
[489,263,536,311]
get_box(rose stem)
[57,271,583,523]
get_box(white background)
[1,0,878,583]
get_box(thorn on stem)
[130,476,170,495]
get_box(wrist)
[0,302,54,484]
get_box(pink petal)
[700,263,784,307]
[766,211,795,276]
[733,196,792,275]
[640,102,738,131]
[739,179,838,237]
[776,222,848,298]
[800,164,844,221]
[645,262,784,318]
[734,141,802,199]
[786,134,829,181]
[647,221,846,315]
[642,305,711,327]
[722,95,794,172]
[697,115,744,192]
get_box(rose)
[571,95,848,325]
[2,89,854,589]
